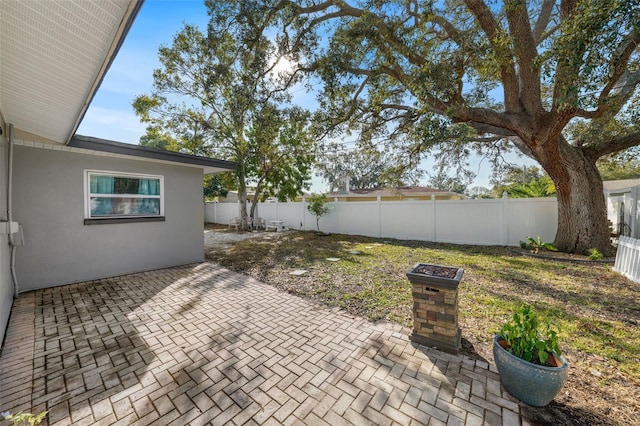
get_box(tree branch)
[574,69,640,120]
[344,75,370,121]
[464,0,520,111]
[505,0,542,114]
[451,106,525,136]
[583,131,640,160]
[598,28,640,107]
[532,0,555,44]
[295,0,339,14]
[377,103,415,112]
[467,122,518,137]
[551,0,583,115]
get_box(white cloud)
[76,107,146,144]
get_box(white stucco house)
[0,1,235,343]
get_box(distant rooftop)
[603,179,640,192]
[329,186,460,197]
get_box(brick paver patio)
[0,263,525,425]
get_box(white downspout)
[7,124,19,296]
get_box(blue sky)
[77,1,209,143]
[77,0,537,190]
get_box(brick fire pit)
[407,263,464,354]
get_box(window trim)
[84,170,165,221]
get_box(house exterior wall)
[0,130,13,343]
[12,145,205,291]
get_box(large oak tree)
[266,0,640,254]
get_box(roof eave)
[65,0,145,144]
[70,135,236,172]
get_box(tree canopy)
[597,148,640,181]
[493,165,556,198]
[316,141,422,191]
[427,164,474,194]
[259,0,640,253]
[133,0,314,228]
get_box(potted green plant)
[493,305,569,407]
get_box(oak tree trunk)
[538,142,613,255]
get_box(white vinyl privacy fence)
[205,196,558,247]
[614,236,640,284]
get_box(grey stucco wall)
[0,132,13,343]
[13,145,205,291]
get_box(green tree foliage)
[428,165,474,194]
[261,0,640,254]
[597,148,640,181]
[245,106,315,208]
[507,176,556,198]
[493,165,556,198]
[203,173,231,201]
[133,0,314,229]
[139,127,180,152]
[316,141,422,191]
[468,186,493,199]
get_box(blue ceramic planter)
[493,335,569,407]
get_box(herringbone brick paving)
[0,263,525,425]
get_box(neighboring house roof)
[603,179,640,192]
[0,0,142,143]
[329,186,463,198]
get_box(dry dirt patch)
[204,223,288,249]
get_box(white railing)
[614,236,640,284]
[205,196,558,247]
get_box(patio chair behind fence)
[614,236,640,284]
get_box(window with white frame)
[85,171,164,219]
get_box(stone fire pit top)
[410,263,460,279]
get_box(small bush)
[307,194,331,233]
[588,248,604,260]
[521,236,557,253]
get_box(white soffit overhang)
[0,0,142,144]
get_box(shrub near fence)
[614,236,640,284]
[206,196,558,247]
